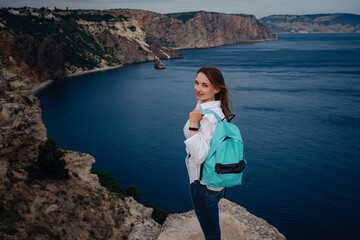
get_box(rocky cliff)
[0,57,161,239]
[0,8,276,82]
[125,10,276,49]
[0,55,286,240]
[260,13,360,33]
[159,199,286,240]
[0,7,284,240]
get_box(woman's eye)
[204,84,208,87]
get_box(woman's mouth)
[196,92,203,97]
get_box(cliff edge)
[0,57,161,239]
[159,198,285,240]
[0,52,286,240]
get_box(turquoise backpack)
[200,110,247,188]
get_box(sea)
[37,33,360,240]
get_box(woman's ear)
[214,88,221,94]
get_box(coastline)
[67,65,124,78]
[173,38,278,50]
[30,38,278,95]
[31,79,54,95]
[31,64,124,95]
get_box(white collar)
[196,100,221,110]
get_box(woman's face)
[194,72,220,103]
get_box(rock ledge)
[158,198,286,240]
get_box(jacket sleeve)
[184,114,217,166]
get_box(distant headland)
[260,13,360,34]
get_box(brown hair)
[197,66,231,120]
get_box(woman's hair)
[197,66,231,119]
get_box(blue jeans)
[190,180,225,240]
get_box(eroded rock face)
[0,59,46,167]
[63,150,100,187]
[8,31,66,82]
[36,33,66,80]
[126,10,277,49]
[124,197,161,240]
[0,151,161,240]
[158,198,286,240]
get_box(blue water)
[37,34,360,240]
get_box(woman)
[183,66,231,240]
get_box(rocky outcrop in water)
[260,13,360,33]
[154,59,165,69]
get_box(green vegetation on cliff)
[166,11,255,23]
[27,138,69,181]
[91,168,168,224]
[90,168,127,197]
[165,11,202,23]
[0,9,109,71]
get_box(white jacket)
[183,100,225,191]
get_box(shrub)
[91,168,168,224]
[127,26,136,32]
[22,96,33,106]
[117,15,128,21]
[90,168,126,197]
[27,138,69,181]
[126,186,141,202]
[146,203,169,225]
[77,13,115,22]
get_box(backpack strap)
[201,110,222,122]
[198,110,222,182]
[201,110,236,123]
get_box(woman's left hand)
[189,109,202,126]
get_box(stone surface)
[154,59,165,69]
[0,59,47,164]
[64,150,101,188]
[127,10,277,49]
[158,198,286,240]
[125,197,161,240]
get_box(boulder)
[157,198,286,240]
[154,59,165,69]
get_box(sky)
[1,0,360,19]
